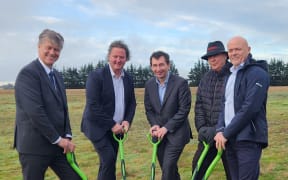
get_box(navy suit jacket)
[14,59,71,155]
[144,74,192,146]
[81,65,136,142]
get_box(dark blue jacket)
[216,54,270,148]
[81,65,136,142]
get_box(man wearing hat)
[192,41,232,180]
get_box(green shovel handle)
[66,152,88,180]
[191,141,210,180]
[147,133,161,180]
[113,133,127,180]
[203,148,223,180]
[113,132,128,143]
[113,133,127,160]
[147,133,161,146]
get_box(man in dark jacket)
[214,36,270,180]
[81,40,136,180]
[145,51,192,180]
[14,29,81,180]
[192,41,231,180]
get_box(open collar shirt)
[156,72,170,106]
[224,63,244,127]
[109,65,125,123]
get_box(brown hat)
[201,41,227,60]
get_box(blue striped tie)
[48,71,56,90]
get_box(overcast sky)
[1,0,287,84]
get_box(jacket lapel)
[104,65,115,104]
[54,72,67,104]
[35,60,62,103]
[161,75,174,107]
[150,78,162,111]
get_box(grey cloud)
[0,0,288,83]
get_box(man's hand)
[198,126,216,145]
[121,120,130,133]
[111,123,124,134]
[214,132,227,150]
[58,138,76,154]
[156,127,168,139]
[150,125,160,137]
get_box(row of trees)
[61,60,179,88]
[60,58,288,89]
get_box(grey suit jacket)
[14,59,71,155]
[144,74,192,146]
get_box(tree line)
[61,60,179,88]
[59,58,288,89]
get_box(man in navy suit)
[81,40,136,180]
[14,29,81,179]
[144,51,192,180]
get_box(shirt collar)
[230,63,244,73]
[38,58,53,74]
[156,72,170,85]
[109,64,124,78]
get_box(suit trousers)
[192,141,231,180]
[92,131,119,180]
[157,137,185,180]
[225,141,262,180]
[19,152,81,180]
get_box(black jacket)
[194,62,232,143]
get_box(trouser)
[192,141,231,180]
[19,152,82,180]
[92,131,119,180]
[225,141,262,180]
[157,137,185,180]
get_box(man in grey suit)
[14,29,81,180]
[144,51,192,180]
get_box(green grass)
[1,87,287,180]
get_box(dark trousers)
[19,152,81,180]
[192,142,231,180]
[157,137,185,180]
[92,132,119,180]
[225,141,262,180]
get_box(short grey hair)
[38,29,64,50]
[107,40,130,61]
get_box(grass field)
[0,87,287,180]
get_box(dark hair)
[107,40,130,61]
[38,29,64,50]
[149,50,170,65]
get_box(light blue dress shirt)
[224,64,243,127]
[156,72,170,105]
[109,65,125,123]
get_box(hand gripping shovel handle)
[66,152,88,180]
[113,133,128,160]
[147,133,161,180]
[113,133,128,180]
[191,141,210,180]
[203,148,223,180]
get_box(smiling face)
[227,36,251,67]
[108,47,127,76]
[207,53,227,72]
[38,38,61,68]
[151,56,170,83]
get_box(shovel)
[66,152,88,180]
[113,132,128,180]
[147,133,161,180]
